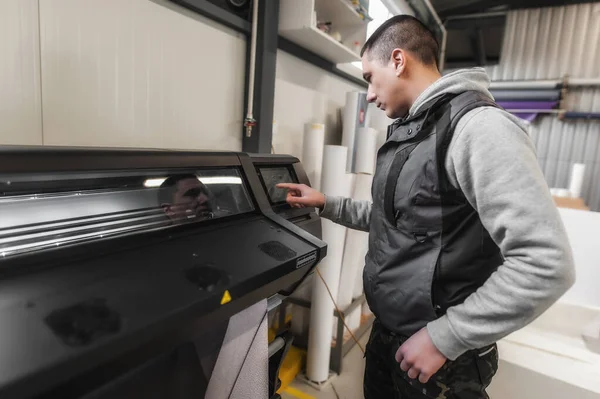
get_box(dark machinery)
[0,147,326,399]
[249,153,322,398]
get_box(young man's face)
[166,178,213,223]
[362,50,409,119]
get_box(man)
[277,15,575,399]
[158,174,215,223]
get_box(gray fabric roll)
[204,299,268,399]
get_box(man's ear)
[390,48,406,76]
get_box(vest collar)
[386,94,456,144]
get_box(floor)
[280,329,370,399]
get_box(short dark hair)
[157,174,209,205]
[361,15,439,68]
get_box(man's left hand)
[395,327,447,383]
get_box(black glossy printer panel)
[0,147,326,399]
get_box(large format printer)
[0,147,325,399]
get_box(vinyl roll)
[342,92,368,172]
[354,127,377,175]
[320,146,350,197]
[302,123,326,191]
[205,300,268,399]
[496,101,558,110]
[306,146,351,383]
[490,89,561,102]
[569,163,586,198]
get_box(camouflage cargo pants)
[364,319,498,399]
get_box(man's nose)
[366,89,376,103]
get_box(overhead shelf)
[280,25,361,64]
[279,0,367,64]
[314,0,369,28]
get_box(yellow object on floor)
[277,345,306,393]
[283,386,316,399]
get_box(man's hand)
[395,328,447,383]
[276,183,326,209]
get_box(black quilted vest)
[363,91,504,336]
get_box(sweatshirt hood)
[409,68,494,117]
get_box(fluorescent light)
[198,177,242,185]
[144,178,167,188]
[144,176,242,187]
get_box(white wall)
[39,0,246,150]
[0,0,246,150]
[558,208,600,308]
[0,0,43,145]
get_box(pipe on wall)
[244,0,260,138]
[421,0,446,71]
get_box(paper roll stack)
[354,128,377,175]
[306,146,352,383]
[289,278,312,337]
[569,163,586,198]
[290,123,326,337]
[341,92,368,172]
[362,301,373,317]
[332,173,373,337]
[302,123,326,191]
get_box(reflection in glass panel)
[0,168,254,259]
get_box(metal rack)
[277,292,374,375]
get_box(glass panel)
[0,168,254,259]
[258,167,296,204]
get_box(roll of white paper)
[333,173,372,336]
[347,306,362,332]
[320,146,349,197]
[569,163,586,198]
[289,277,313,337]
[351,174,372,300]
[306,146,351,383]
[354,127,378,175]
[362,301,373,317]
[342,92,368,172]
[302,123,326,191]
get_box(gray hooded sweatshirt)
[320,68,575,360]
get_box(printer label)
[296,251,317,269]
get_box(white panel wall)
[0,0,43,145]
[39,0,246,150]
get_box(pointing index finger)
[276,183,300,190]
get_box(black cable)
[332,382,341,399]
[226,309,269,399]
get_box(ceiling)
[430,0,598,18]
[402,0,597,69]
